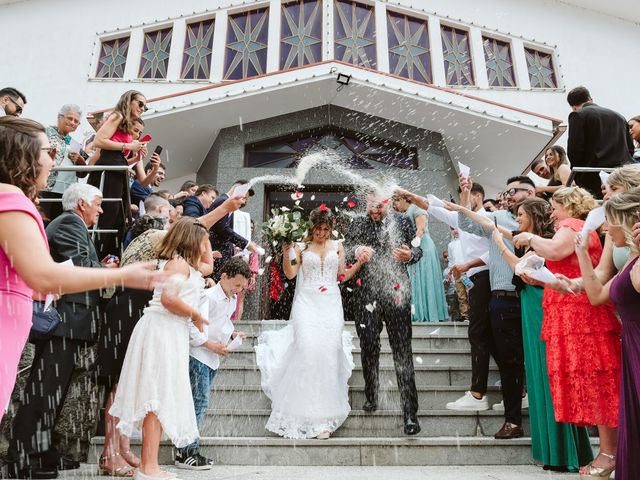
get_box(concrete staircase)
[90,320,542,466]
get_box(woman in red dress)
[513,187,621,479]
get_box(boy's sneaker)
[445,391,489,411]
[175,451,214,470]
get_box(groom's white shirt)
[188,282,237,370]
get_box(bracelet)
[121,143,126,152]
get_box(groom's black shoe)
[403,416,421,435]
[362,400,377,412]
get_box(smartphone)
[154,145,163,155]
[139,134,152,143]
[79,149,89,160]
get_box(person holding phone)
[88,90,148,258]
[130,145,166,208]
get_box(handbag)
[30,301,62,338]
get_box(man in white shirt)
[0,87,26,117]
[418,183,494,411]
[176,258,251,470]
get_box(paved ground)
[56,464,581,479]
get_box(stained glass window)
[96,37,130,78]
[181,19,215,80]
[482,37,516,87]
[525,48,557,88]
[387,11,432,83]
[246,128,416,169]
[334,0,376,69]
[441,25,474,86]
[281,0,322,70]
[139,28,173,79]
[225,8,269,80]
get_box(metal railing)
[39,165,132,238]
[565,166,617,187]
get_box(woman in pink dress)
[0,116,163,424]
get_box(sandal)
[579,452,615,479]
[98,453,135,477]
[121,449,141,468]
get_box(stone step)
[199,409,529,438]
[236,320,468,336]
[223,348,488,368]
[215,365,501,388]
[210,385,504,411]
[89,436,546,466]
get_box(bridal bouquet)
[261,205,312,264]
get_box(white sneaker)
[492,394,529,411]
[446,391,489,411]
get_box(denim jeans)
[179,357,217,456]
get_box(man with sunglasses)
[0,87,27,117]
[456,175,536,440]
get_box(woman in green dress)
[392,194,448,322]
[455,197,593,472]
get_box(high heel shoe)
[579,452,615,479]
[98,453,135,477]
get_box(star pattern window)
[441,25,474,86]
[281,0,322,70]
[225,8,270,80]
[525,48,557,88]
[387,10,432,84]
[245,128,417,169]
[334,0,376,69]
[96,37,130,78]
[139,28,173,79]
[482,37,516,87]
[181,19,215,80]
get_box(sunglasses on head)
[42,146,57,160]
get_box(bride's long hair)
[303,207,334,244]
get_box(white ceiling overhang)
[134,61,562,193]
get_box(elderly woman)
[0,117,162,479]
[40,104,86,221]
[512,187,621,479]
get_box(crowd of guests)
[395,85,639,480]
[1,81,640,480]
[0,87,262,480]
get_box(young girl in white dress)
[255,207,363,439]
[109,217,213,480]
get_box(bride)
[255,207,363,439]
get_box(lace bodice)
[300,242,340,285]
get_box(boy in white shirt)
[176,258,251,470]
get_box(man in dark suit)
[208,180,260,279]
[8,184,116,479]
[567,86,635,197]
[344,191,422,435]
[182,184,217,218]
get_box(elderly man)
[8,184,116,480]
[40,104,87,221]
[344,191,422,435]
[0,87,27,117]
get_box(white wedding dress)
[255,242,354,439]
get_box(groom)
[345,191,422,435]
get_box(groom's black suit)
[344,212,422,428]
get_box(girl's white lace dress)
[109,260,203,448]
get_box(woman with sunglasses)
[89,90,148,258]
[0,116,163,437]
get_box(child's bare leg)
[140,412,163,475]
